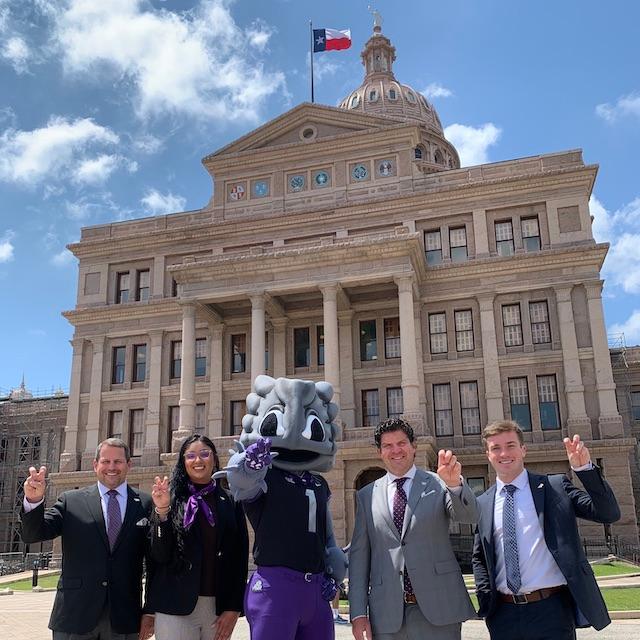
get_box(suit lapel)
[85,484,110,551]
[527,470,546,532]
[372,477,399,540]
[402,469,430,538]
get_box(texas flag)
[313,28,352,52]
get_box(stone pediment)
[203,103,407,161]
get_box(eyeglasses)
[184,449,213,461]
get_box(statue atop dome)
[368,6,383,32]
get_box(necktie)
[393,478,414,596]
[503,484,521,594]
[106,489,122,551]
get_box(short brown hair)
[95,438,131,462]
[374,418,415,449]
[481,420,524,449]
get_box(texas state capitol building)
[54,25,639,545]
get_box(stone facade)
[0,393,67,552]
[53,29,639,545]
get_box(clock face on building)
[254,180,269,197]
[352,164,368,181]
[290,175,305,192]
[314,171,329,187]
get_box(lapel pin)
[537,483,544,489]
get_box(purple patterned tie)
[393,478,414,596]
[106,489,122,550]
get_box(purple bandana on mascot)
[215,376,347,640]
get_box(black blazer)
[20,484,152,635]
[147,483,249,616]
[472,468,620,630]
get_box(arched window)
[350,94,360,108]
[434,149,444,165]
[388,87,397,100]
[414,146,424,160]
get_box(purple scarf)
[183,481,216,530]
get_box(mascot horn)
[215,375,347,640]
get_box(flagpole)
[309,20,315,103]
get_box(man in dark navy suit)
[473,420,620,640]
[21,438,153,640]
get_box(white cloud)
[51,248,74,266]
[0,116,119,185]
[444,123,501,166]
[133,133,163,154]
[610,310,640,344]
[73,154,124,184]
[421,83,453,100]
[594,195,640,294]
[2,36,30,74]
[50,0,286,121]
[595,92,640,123]
[141,189,186,215]
[0,230,15,262]
[311,53,342,82]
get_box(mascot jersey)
[244,469,330,573]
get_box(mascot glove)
[245,437,276,470]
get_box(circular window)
[289,175,305,192]
[314,171,329,187]
[351,164,368,181]
[299,125,317,142]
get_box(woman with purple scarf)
[147,435,249,640]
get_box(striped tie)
[503,484,521,594]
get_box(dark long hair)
[168,435,220,571]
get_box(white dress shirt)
[24,482,128,527]
[492,469,566,594]
[385,465,418,515]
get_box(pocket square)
[136,518,150,527]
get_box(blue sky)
[1,0,639,395]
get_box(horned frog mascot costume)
[215,375,347,640]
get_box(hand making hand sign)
[563,434,591,469]
[24,465,47,504]
[436,449,463,488]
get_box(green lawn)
[592,561,639,577]
[601,587,640,610]
[3,573,59,590]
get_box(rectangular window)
[449,227,468,262]
[529,301,551,344]
[294,327,310,367]
[387,387,403,419]
[425,230,443,266]
[429,313,447,354]
[133,344,146,382]
[230,400,246,436]
[522,217,541,252]
[460,381,480,434]
[195,338,207,377]
[112,346,126,384]
[509,377,532,430]
[537,375,560,430]
[169,405,180,432]
[317,326,325,366]
[129,409,144,457]
[362,389,380,426]
[171,278,179,297]
[454,310,474,351]
[0,437,7,463]
[384,317,400,359]
[360,320,377,361]
[502,304,523,346]
[195,403,206,435]
[109,411,123,439]
[632,391,640,421]
[231,334,246,373]
[467,477,486,496]
[116,272,130,303]
[171,340,182,379]
[136,269,150,301]
[495,221,514,256]
[433,383,453,436]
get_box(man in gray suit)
[349,418,478,640]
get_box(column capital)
[89,335,105,353]
[319,283,339,302]
[553,283,574,301]
[584,280,604,300]
[70,337,85,352]
[179,299,197,316]
[394,273,415,294]
[249,291,266,309]
[211,322,225,339]
[148,328,165,343]
[476,292,495,310]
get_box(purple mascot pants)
[245,566,334,640]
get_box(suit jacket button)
[102,581,108,587]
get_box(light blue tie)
[503,484,521,594]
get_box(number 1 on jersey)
[305,489,317,533]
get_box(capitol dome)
[339,22,459,171]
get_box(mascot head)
[240,375,339,472]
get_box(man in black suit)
[472,420,621,640]
[21,437,154,640]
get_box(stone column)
[208,323,224,438]
[81,336,106,470]
[174,302,196,450]
[338,311,356,429]
[585,281,624,437]
[142,330,163,466]
[152,254,165,299]
[395,275,422,430]
[472,209,489,258]
[477,294,504,423]
[59,337,85,472]
[272,318,287,378]
[554,285,591,438]
[250,293,266,386]
[320,284,340,405]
